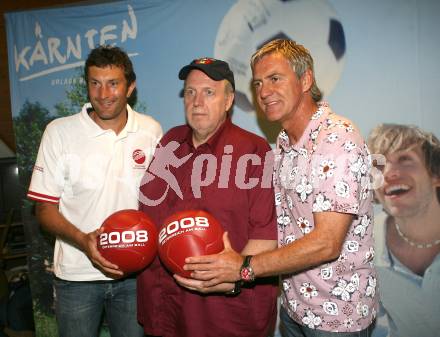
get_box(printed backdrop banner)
[6,0,440,139]
[5,0,440,336]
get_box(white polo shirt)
[28,103,162,281]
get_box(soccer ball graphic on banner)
[158,210,224,277]
[97,209,158,274]
[214,0,346,112]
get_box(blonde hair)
[250,39,322,102]
[368,123,440,201]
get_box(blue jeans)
[54,277,143,337]
[280,307,372,337]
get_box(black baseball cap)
[178,57,235,91]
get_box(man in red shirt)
[137,58,278,337]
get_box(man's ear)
[301,69,313,93]
[433,174,440,188]
[225,92,235,112]
[127,81,136,98]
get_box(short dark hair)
[84,45,136,85]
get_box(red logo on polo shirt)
[132,149,146,164]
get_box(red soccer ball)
[158,210,224,277]
[97,209,158,274]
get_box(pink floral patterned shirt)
[275,102,378,332]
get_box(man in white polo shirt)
[27,45,162,337]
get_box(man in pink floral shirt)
[179,39,378,337]
[273,99,377,334]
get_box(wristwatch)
[225,255,255,296]
[240,255,255,283]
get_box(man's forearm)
[36,202,86,249]
[241,239,277,255]
[251,231,337,278]
[250,212,352,278]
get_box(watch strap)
[225,280,241,296]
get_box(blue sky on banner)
[5,0,440,139]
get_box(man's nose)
[383,163,400,181]
[98,85,111,99]
[194,92,204,106]
[259,82,272,99]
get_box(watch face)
[241,266,254,282]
